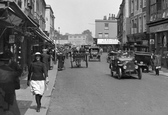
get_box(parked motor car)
[134,51,152,72]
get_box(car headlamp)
[135,65,138,69]
[140,61,143,64]
[135,60,137,63]
[123,65,127,69]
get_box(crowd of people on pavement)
[0,46,56,114]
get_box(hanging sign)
[9,35,15,43]
[150,39,154,44]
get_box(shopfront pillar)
[155,33,158,54]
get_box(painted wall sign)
[150,23,168,33]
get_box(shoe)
[36,105,40,112]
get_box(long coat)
[42,53,50,71]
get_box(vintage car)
[109,53,142,79]
[107,51,119,63]
[134,51,152,72]
[88,47,101,61]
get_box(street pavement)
[15,63,58,115]
[47,53,168,115]
[149,67,168,76]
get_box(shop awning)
[34,27,54,44]
[0,1,37,27]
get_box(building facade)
[0,0,54,71]
[147,0,168,68]
[68,34,87,46]
[95,14,118,51]
[45,5,55,41]
[127,0,147,51]
[117,0,130,48]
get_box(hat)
[34,52,42,56]
[42,49,48,52]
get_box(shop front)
[97,39,120,52]
[126,33,149,52]
[0,1,37,70]
[148,20,168,68]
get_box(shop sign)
[150,23,168,33]
[97,39,119,44]
[150,39,154,44]
[142,40,148,45]
[9,35,15,43]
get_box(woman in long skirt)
[27,52,49,112]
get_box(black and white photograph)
[1,0,168,115]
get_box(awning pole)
[0,27,7,39]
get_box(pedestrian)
[41,49,50,71]
[166,53,168,69]
[100,47,103,55]
[0,54,22,115]
[27,52,49,112]
[151,51,155,71]
[57,50,65,71]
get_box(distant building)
[55,35,69,45]
[68,34,87,46]
[95,14,118,51]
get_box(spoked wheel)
[118,68,122,79]
[110,65,114,77]
[86,61,88,68]
[88,57,91,61]
[99,57,101,62]
[70,57,73,68]
[138,68,142,79]
[71,61,73,68]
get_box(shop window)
[157,0,162,11]
[131,0,134,13]
[143,0,146,7]
[143,14,146,32]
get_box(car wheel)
[155,68,159,75]
[138,68,142,79]
[111,66,113,77]
[118,68,122,79]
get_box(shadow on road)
[105,74,140,80]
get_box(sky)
[45,0,122,37]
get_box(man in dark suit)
[41,49,50,71]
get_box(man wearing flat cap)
[41,49,50,72]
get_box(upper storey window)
[104,23,109,30]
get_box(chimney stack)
[113,14,115,19]
[108,14,110,20]
[103,16,107,20]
